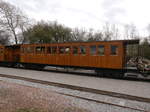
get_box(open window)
[80,46,86,55]
[98,45,104,56]
[72,46,78,55]
[36,46,45,53]
[59,47,65,54]
[65,46,70,54]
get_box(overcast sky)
[5,0,150,36]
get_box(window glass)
[111,45,118,55]
[90,45,96,55]
[73,46,78,55]
[59,47,65,54]
[98,45,104,55]
[80,46,86,55]
[52,47,57,54]
[36,46,45,53]
[65,47,70,54]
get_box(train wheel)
[95,70,104,77]
[22,64,31,69]
[114,73,124,79]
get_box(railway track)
[0,73,149,112]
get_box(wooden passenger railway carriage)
[0,39,145,77]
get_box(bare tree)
[111,24,120,40]
[0,0,29,44]
[124,24,130,39]
[93,31,103,41]
[102,23,113,41]
[87,29,103,42]
[19,16,32,44]
[129,24,139,39]
[124,24,139,40]
[147,24,150,41]
[71,28,87,41]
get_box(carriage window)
[73,46,78,55]
[80,46,86,55]
[36,46,45,53]
[90,45,96,55]
[111,45,118,55]
[59,47,65,54]
[98,45,104,55]
[47,47,52,54]
[52,47,57,54]
[36,47,41,53]
[41,47,45,53]
[65,47,70,54]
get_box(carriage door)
[5,45,21,62]
[12,45,21,62]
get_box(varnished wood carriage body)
[0,40,139,74]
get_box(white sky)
[5,0,150,36]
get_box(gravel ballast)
[0,77,149,112]
[0,67,150,99]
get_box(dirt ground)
[0,80,90,112]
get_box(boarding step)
[125,72,138,78]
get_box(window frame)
[72,46,78,55]
[79,45,86,55]
[59,46,65,54]
[26,46,34,53]
[51,46,57,54]
[98,45,105,56]
[0,48,4,54]
[21,47,24,53]
[35,46,45,54]
[110,45,118,56]
[90,45,97,56]
[64,46,70,54]
[47,46,52,54]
